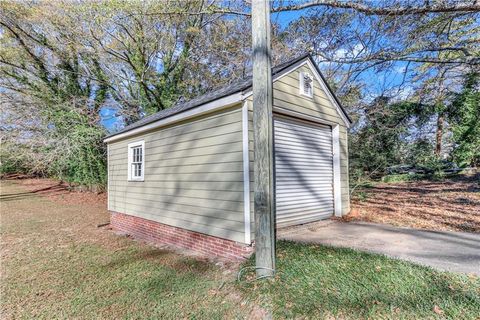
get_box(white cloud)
[394,65,407,74]
[393,86,414,101]
[333,48,348,59]
[332,43,364,60]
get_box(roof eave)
[103,92,245,143]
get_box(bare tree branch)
[272,0,480,15]
[143,0,480,17]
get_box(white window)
[299,72,313,97]
[128,141,145,181]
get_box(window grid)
[128,141,144,181]
[303,74,312,96]
[300,72,313,97]
[131,146,143,178]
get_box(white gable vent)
[299,72,313,97]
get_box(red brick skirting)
[110,211,253,260]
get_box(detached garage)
[105,54,351,259]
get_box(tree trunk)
[435,112,444,157]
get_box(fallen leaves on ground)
[346,174,480,233]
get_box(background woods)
[1,0,479,190]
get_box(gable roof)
[105,53,351,141]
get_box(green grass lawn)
[0,181,253,319]
[240,241,480,319]
[2,180,479,319]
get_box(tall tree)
[0,1,109,187]
[448,72,480,167]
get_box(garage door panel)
[275,165,334,172]
[275,149,332,160]
[276,140,331,150]
[275,153,335,163]
[274,129,332,141]
[274,144,333,155]
[276,175,333,182]
[275,191,334,201]
[276,207,334,219]
[275,122,330,136]
[276,190,334,198]
[276,184,335,191]
[279,212,333,226]
[274,131,332,143]
[275,138,333,150]
[274,117,334,227]
[274,142,333,153]
[276,133,330,146]
[276,198,334,210]
[277,163,331,174]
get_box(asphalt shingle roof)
[106,53,350,139]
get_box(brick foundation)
[110,211,253,260]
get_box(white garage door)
[274,117,334,227]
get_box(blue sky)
[276,9,417,99]
[100,107,119,130]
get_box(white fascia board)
[243,58,351,128]
[104,93,244,143]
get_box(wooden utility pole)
[252,0,275,278]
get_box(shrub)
[381,174,424,183]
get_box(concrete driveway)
[278,220,480,275]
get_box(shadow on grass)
[101,246,215,277]
[239,241,480,319]
[0,183,70,202]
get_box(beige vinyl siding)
[247,63,350,239]
[108,105,247,243]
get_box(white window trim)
[127,140,145,182]
[299,71,313,98]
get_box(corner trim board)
[332,125,342,217]
[242,101,251,244]
[107,144,110,211]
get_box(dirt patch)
[345,174,480,233]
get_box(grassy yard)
[1,179,479,319]
[0,180,254,319]
[240,241,480,319]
